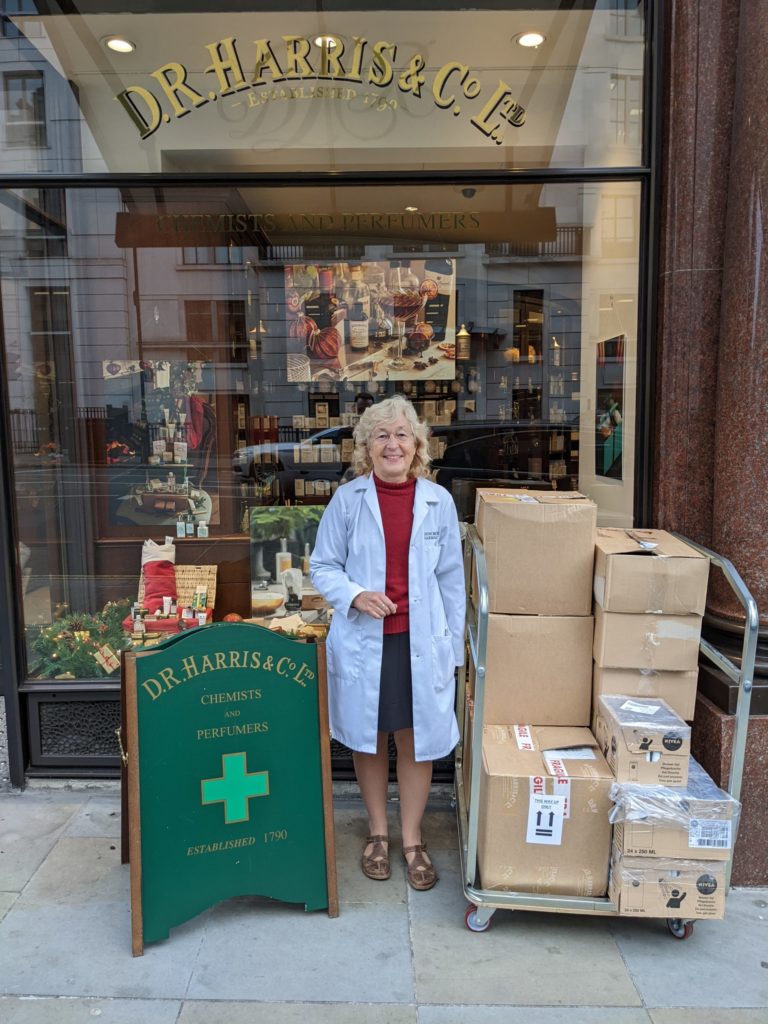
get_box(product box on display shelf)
[610,757,741,862]
[593,528,710,615]
[592,606,702,671]
[591,665,698,723]
[477,724,613,896]
[473,489,597,615]
[483,614,593,726]
[593,694,691,787]
[609,852,726,919]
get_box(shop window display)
[1,180,640,692]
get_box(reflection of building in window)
[609,74,642,147]
[3,70,47,147]
[183,246,244,265]
[20,188,67,258]
[1,0,40,40]
[601,194,638,259]
[185,300,246,362]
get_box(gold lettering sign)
[114,33,526,144]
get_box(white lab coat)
[310,474,465,762]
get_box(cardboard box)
[474,489,596,615]
[611,759,740,861]
[609,850,726,919]
[594,695,691,787]
[593,607,702,671]
[592,665,698,722]
[478,725,613,896]
[593,528,709,615]
[484,614,593,726]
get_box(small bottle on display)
[348,301,370,352]
[275,537,292,581]
[302,542,311,576]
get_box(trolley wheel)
[464,904,492,933]
[666,918,694,940]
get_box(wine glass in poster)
[284,258,456,383]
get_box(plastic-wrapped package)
[610,757,740,861]
[594,694,691,787]
[609,852,727,918]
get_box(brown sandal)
[362,834,391,880]
[403,842,438,891]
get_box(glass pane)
[1,2,645,175]
[1,180,641,683]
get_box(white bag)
[141,538,176,566]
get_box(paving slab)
[17,838,124,906]
[0,996,181,1024]
[409,853,642,1007]
[649,1012,768,1024]
[419,1009,652,1024]
[62,795,121,838]
[187,896,414,1003]
[611,888,768,1008]
[0,890,18,921]
[179,1001,417,1023]
[0,795,80,891]
[0,837,201,998]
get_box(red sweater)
[373,473,415,634]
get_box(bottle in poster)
[421,258,454,341]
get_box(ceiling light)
[516,32,545,48]
[405,206,418,212]
[104,36,135,54]
[314,35,337,49]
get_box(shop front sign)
[123,622,337,956]
[115,33,527,146]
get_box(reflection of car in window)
[233,419,577,518]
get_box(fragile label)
[689,819,733,850]
[514,725,535,751]
[526,793,565,845]
[620,699,661,716]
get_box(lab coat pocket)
[431,633,455,690]
[424,542,441,571]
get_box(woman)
[310,394,465,890]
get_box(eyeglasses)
[371,430,414,446]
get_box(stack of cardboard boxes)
[591,529,709,723]
[590,530,740,921]
[471,490,617,897]
[594,696,740,919]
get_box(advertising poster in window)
[284,259,456,383]
[595,335,624,479]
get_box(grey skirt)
[377,630,414,733]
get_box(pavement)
[0,781,767,1024]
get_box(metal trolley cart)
[455,525,758,938]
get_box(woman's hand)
[352,591,397,619]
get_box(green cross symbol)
[201,752,270,824]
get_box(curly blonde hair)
[351,394,431,479]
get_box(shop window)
[609,74,643,148]
[183,246,244,266]
[1,1,40,40]
[601,194,638,259]
[20,188,67,258]
[1,181,641,693]
[608,8,645,40]
[3,70,47,148]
